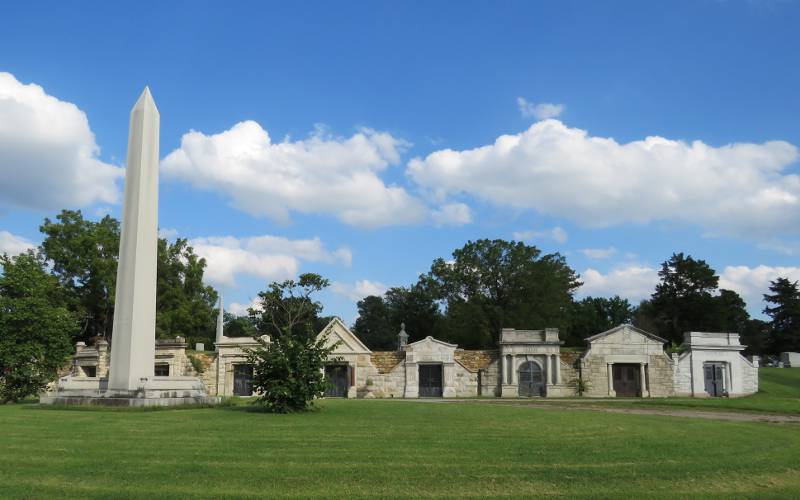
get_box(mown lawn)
[1,397,799,498]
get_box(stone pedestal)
[40,376,220,407]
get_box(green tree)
[0,252,77,402]
[246,273,338,412]
[763,277,800,354]
[39,210,218,344]
[155,238,218,346]
[648,253,722,344]
[425,239,580,348]
[352,295,395,350]
[223,312,258,338]
[568,296,634,346]
[40,210,119,341]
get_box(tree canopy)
[0,252,77,402]
[38,210,218,346]
[763,277,800,354]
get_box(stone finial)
[75,341,86,353]
[398,322,409,351]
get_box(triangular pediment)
[317,317,372,354]
[585,324,667,345]
[407,336,459,349]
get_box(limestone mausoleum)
[58,318,759,400]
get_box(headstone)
[195,343,205,351]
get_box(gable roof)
[318,317,372,354]
[584,324,668,344]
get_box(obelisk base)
[40,376,221,407]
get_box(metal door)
[612,364,641,397]
[325,364,349,398]
[518,361,545,397]
[233,364,253,396]
[704,363,726,397]
[419,364,443,397]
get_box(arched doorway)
[518,361,545,397]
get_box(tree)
[763,277,800,354]
[352,295,394,350]
[647,253,722,344]
[39,210,218,344]
[425,239,580,348]
[223,312,258,338]
[568,296,634,346]
[155,238,218,347]
[40,210,119,341]
[246,273,338,412]
[0,252,77,402]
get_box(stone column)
[545,355,551,385]
[607,363,615,396]
[555,354,561,385]
[640,363,649,397]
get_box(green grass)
[1,399,799,498]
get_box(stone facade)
[580,325,676,398]
[62,321,760,400]
[673,332,759,397]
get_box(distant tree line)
[349,240,799,355]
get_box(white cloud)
[158,227,179,240]
[513,226,568,244]
[188,235,351,287]
[719,265,800,313]
[579,265,659,303]
[162,121,426,228]
[431,202,472,226]
[581,247,618,259]
[0,72,122,211]
[408,119,800,239]
[517,98,564,120]
[331,280,388,302]
[0,230,36,256]
[227,298,263,317]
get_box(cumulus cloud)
[162,121,426,227]
[331,280,388,302]
[408,119,800,239]
[719,265,800,312]
[517,98,564,120]
[0,230,36,256]
[582,247,618,259]
[512,226,568,244]
[0,72,122,211]
[431,202,472,226]
[188,235,351,287]
[579,265,659,303]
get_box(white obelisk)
[215,295,224,348]
[109,87,160,392]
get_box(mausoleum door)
[233,364,254,396]
[612,364,641,397]
[325,364,349,398]
[518,361,544,397]
[419,364,443,397]
[704,363,725,397]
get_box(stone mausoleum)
[58,316,760,400]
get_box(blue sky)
[1,0,799,323]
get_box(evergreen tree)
[568,296,634,346]
[763,277,800,354]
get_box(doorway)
[233,364,254,396]
[518,361,545,397]
[704,363,726,397]
[419,364,443,397]
[612,364,641,397]
[325,364,349,398]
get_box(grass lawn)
[2,397,800,498]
